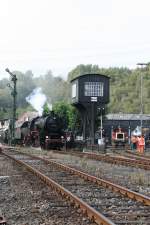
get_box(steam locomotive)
[5,111,65,149]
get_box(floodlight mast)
[136,63,149,129]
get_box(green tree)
[43,102,50,116]
[67,64,101,81]
[53,101,79,130]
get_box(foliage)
[53,101,79,130]
[67,64,101,81]
[53,101,71,129]
[1,64,150,124]
[42,102,50,116]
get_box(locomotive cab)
[112,127,128,147]
[116,132,124,141]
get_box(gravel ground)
[0,154,96,225]
[3,149,150,225]
[34,150,150,197]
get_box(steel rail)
[49,150,150,170]
[104,154,150,168]
[126,150,150,161]
[3,146,150,169]
[115,151,150,167]
[20,151,150,206]
[4,148,150,206]
[81,152,150,170]
[2,151,115,225]
[101,155,150,168]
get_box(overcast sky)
[0,0,150,80]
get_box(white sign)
[91,97,97,102]
[98,138,105,145]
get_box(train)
[111,127,128,147]
[2,111,66,150]
[3,112,150,150]
[1,117,130,150]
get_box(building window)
[72,83,77,98]
[84,82,103,96]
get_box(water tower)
[71,74,110,145]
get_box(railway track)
[0,153,94,225]
[45,149,150,170]
[110,150,150,167]
[125,150,150,160]
[3,145,150,170]
[85,152,150,170]
[1,148,150,225]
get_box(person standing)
[130,135,137,151]
[137,135,145,153]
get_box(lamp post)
[5,68,17,145]
[100,107,105,139]
[136,63,149,129]
[98,107,105,139]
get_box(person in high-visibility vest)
[137,135,145,153]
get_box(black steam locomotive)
[5,111,65,149]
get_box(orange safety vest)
[137,137,145,146]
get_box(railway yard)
[0,146,150,225]
[1,3,150,225]
[1,71,150,224]
[0,148,95,225]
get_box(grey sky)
[0,0,150,80]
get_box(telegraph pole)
[5,68,17,145]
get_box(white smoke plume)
[26,87,48,116]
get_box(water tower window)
[72,83,77,98]
[84,82,103,96]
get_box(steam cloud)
[26,87,51,116]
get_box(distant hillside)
[0,64,150,120]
